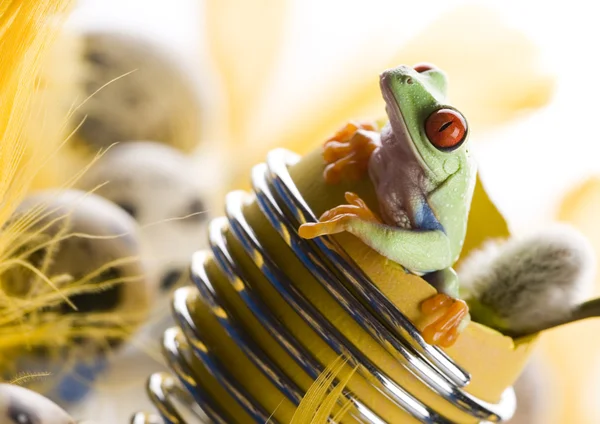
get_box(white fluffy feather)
[457,224,596,334]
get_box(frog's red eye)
[425,108,467,150]
[414,63,435,73]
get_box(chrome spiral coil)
[131,149,516,424]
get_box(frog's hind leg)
[418,268,470,347]
[424,267,460,297]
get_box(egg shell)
[11,189,153,316]
[74,31,202,153]
[75,141,210,295]
[0,384,75,424]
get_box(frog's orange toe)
[325,121,378,145]
[298,223,319,239]
[298,193,380,239]
[418,294,469,347]
[298,222,334,239]
[322,122,380,184]
[321,194,381,223]
[298,216,347,239]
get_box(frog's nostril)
[380,69,413,86]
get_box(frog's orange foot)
[322,121,380,184]
[417,294,470,348]
[298,192,380,239]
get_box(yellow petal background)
[213,5,554,191]
[536,177,600,424]
[203,0,289,146]
[394,5,555,131]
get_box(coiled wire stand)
[131,149,516,424]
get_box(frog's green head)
[380,63,471,185]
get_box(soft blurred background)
[12,0,600,422]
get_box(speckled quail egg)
[0,384,75,424]
[75,141,209,294]
[5,189,153,320]
[74,31,202,153]
[2,190,155,404]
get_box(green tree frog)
[299,63,476,347]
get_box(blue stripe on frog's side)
[407,199,445,276]
[414,200,444,233]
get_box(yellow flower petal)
[204,0,289,144]
[460,174,510,264]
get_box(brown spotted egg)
[4,189,153,338]
[74,31,202,153]
[75,141,209,296]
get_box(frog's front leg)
[299,194,470,347]
[298,192,382,239]
[322,121,381,184]
[419,268,471,347]
[300,192,453,270]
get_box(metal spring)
[131,148,516,424]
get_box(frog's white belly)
[381,194,431,277]
[382,192,412,229]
